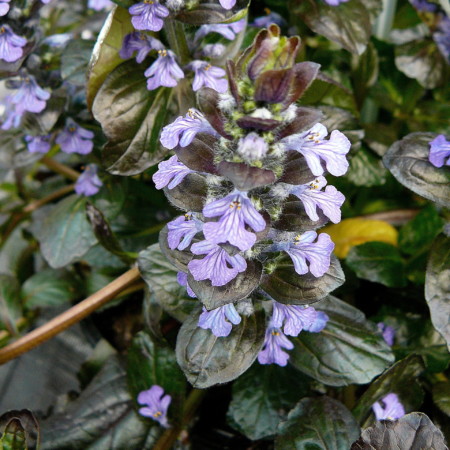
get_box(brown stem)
[0,267,142,365]
[360,209,419,226]
[23,184,75,213]
[40,157,80,181]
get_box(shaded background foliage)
[0,0,449,448]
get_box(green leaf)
[40,356,161,449]
[127,332,186,422]
[275,396,360,450]
[399,205,444,256]
[425,234,450,351]
[0,409,39,450]
[227,364,310,441]
[176,307,266,388]
[347,148,387,187]
[175,0,249,25]
[395,39,449,89]
[351,413,447,449]
[61,39,95,87]
[432,381,450,417]
[87,5,135,108]
[21,269,75,309]
[351,42,379,107]
[352,355,425,426]
[261,256,345,305]
[138,243,197,322]
[92,61,172,176]
[0,274,21,334]
[383,132,450,209]
[346,242,406,288]
[290,296,394,386]
[291,0,371,55]
[34,195,97,269]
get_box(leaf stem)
[0,267,142,365]
[153,388,206,450]
[164,19,191,66]
[40,157,80,181]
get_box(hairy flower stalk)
[155,25,350,367]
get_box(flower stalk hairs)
[153,24,351,372]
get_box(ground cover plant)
[0,0,449,448]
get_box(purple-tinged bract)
[145,49,184,90]
[129,0,169,32]
[429,135,450,168]
[25,135,51,154]
[187,60,228,93]
[282,123,351,176]
[119,32,164,63]
[372,393,405,421]
[188,240,247,286]
[56,119,94,155]
[160,108,217,150]
[0,24,26,63]
[152,155,193,190]
[167,213,203,250]
[290,176,345,224]
[202,191,266,251]
[258,326,294,366]
[137,385,171,427]
[75,164,103,197]
[198,304,241,337]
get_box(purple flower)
[152,155,193,190]
[188,240,247,286]
[25,135,51,154]
[251,9,286,28]
[1,102,23,130]
[0,0,10,16]
[198,304,241,337]
[10,74,50,114]
[290,176,345,224]
[137,385,171,428]
[56,119,94,155]
[75,164,103,197]
[372,393,405,421]
[377,322,395,346]
[186,60,228,93]
[272,302,317,337]
[144,49,184,90]
[305,311,329,332]
[429,135,450,167]
[323,0,349,5]
[119,32,164,63]
[88,0,113,10]
[160,108,218,150]
[237,133,268,161]
[282,123,351,177]
[219,0,235,10]
[203,191,266,251]
[167,213,203,250]
[129,0,169,32]
[194,18,246,42]
[177,271,196,297]
[202,43,226,59]
[258,326,294,366]
[434,16,450,62]
[276,231,334,278]
[410,0,438,12]
[0,24,26,62]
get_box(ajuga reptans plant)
[152,24,351,385]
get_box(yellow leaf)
[321,218,398,258]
